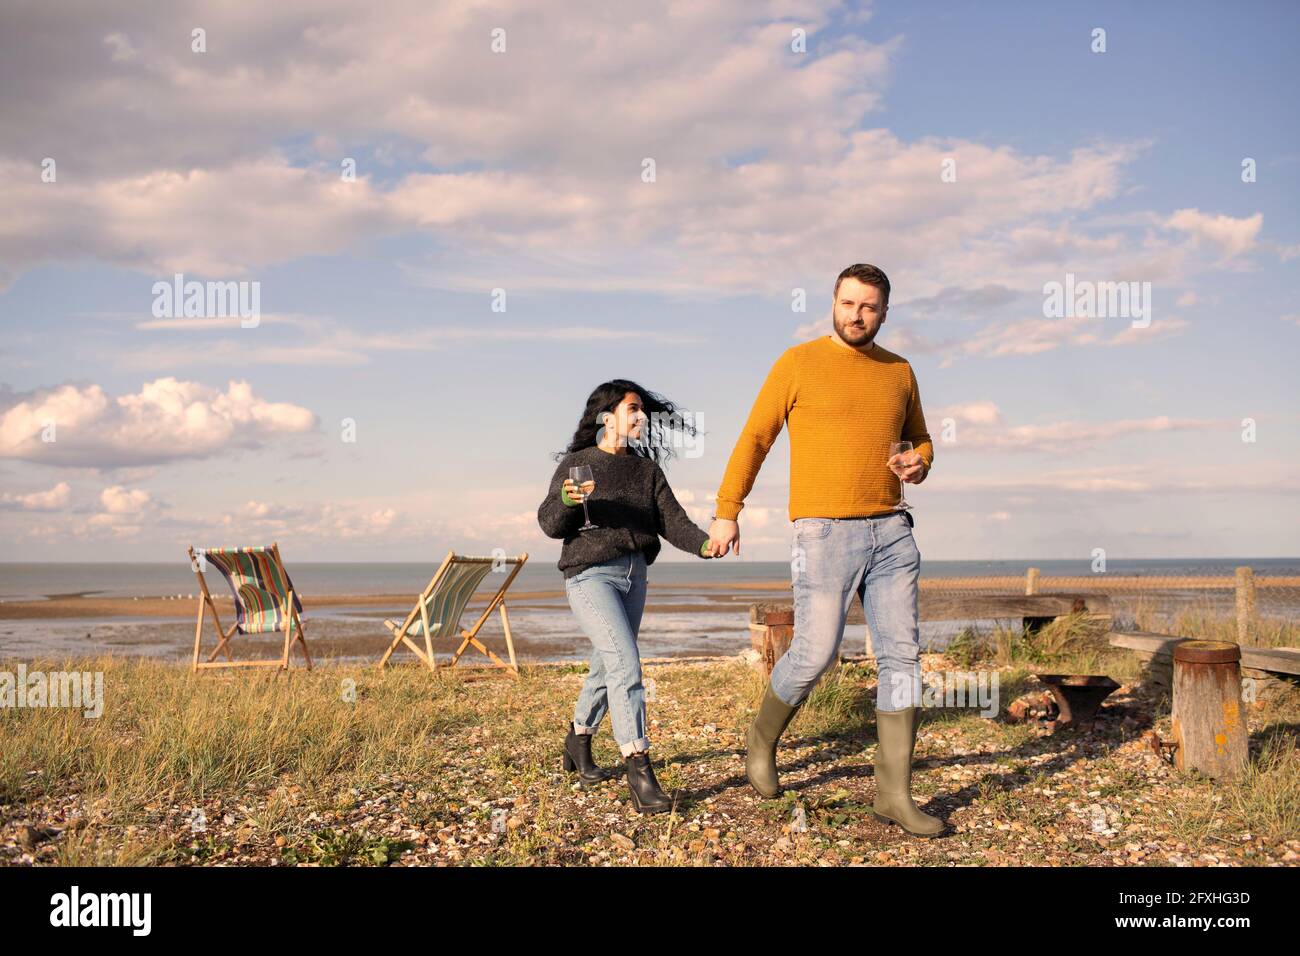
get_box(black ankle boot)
[625,751,673,814]
[562,725,611,785]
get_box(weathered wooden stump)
[1171,640,1249,780]
[749,605,793,675]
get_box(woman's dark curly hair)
[553,379,699,466]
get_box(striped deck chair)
[377,550,527,675]
[187,543,311,671]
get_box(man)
[708,263,945,836]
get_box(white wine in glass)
[888,441,914,511]
[568,465,598,531]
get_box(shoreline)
[4,574,1294,622]
[0,589,787,621]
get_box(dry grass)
[2,628,1297,866]
[1129,595,1300,649]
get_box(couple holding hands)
[536,263,945,836]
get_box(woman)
[537,379,721,814]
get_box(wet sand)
[0,584,778,664]
[8,573,1292,622]
[0,582,797,621]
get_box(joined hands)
[707,518,740,558]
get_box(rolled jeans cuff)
[572,721,595,735]
[618,736,650,757]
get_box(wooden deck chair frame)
[377,550,528,676]
[187,542,312,672]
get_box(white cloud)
[932,401,1002,426]
[0,378,317,467]
[939,465,1300,496]
[106,316,706,369]
[1104,316,1189,347]
[957,311,1188,360]
[0,1,1154,301]
[961,315,1100,357]
[102,32,136,62]
[0,480,71,511]
[1165,208,1262,260]
[0,159,395,285]
[219,499,399,542]
[100,485,152,515]
[932,402,1226,453]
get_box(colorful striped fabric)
[406,560,496,638]
[200,546,303,634]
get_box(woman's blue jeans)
[564,551,651,756]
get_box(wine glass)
[568,465,598,531]
[888,441,914,510]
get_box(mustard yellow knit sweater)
[713,335,934,521]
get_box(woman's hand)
[562,478,595,503]
[708,518,740,556]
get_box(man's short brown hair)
[834,263,890,306]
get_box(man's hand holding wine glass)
[888,447,927,485]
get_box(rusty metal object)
[1033,674,1121,726]
[1006,692,1057,724]
[1145,729,1178,764]
[1173,639,1241,664]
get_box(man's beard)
[835,318,877,347]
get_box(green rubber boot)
[872,707,946,837]
[745,684,801,798]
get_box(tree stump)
[1171,640,1249,780]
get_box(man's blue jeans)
[565,551,651,756]
[770,512,923,711]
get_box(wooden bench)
[1108,630,1300,699]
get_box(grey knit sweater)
[537,445,713,578]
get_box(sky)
[1,0,1297,566]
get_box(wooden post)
[1025,567,1040,595]
[765,622,794,674]
[1235,566,1256,646]
[749,605,794,676]
[1022,567,1046,632]
[1171,640,1249,780]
